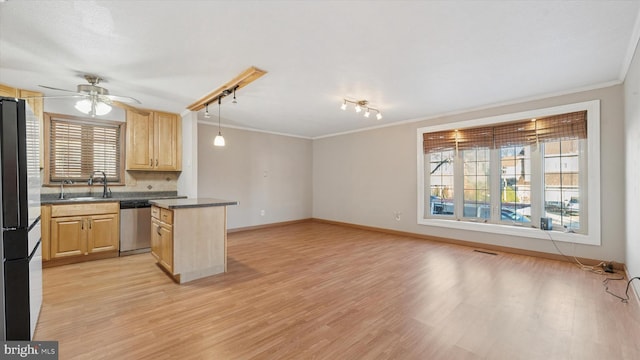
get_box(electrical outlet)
[604,262,615,273]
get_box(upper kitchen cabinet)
[126,109,182,171]
[0,83,44,168]
[0,83,18,97]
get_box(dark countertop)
[41,191,186,205]
[149,198,238,210]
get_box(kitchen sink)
[66,197,105,201]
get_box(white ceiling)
[1,1,639,138]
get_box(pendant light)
[214,96,226,147]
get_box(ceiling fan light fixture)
[340,101,347,111]
[74,99,92,114]
[376,112,383,120]
[364,109,370,118]
[94,101,112,116]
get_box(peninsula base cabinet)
[42,202,120,267]
[150,204,227,284]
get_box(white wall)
[313,85,626,262]
[624,40,640,280]
[197,124,313,230]
[177,111,198,198]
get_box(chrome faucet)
[88,171,110,198]
[59,179,73,199]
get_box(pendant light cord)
[218,96,222,133]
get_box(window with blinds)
[418,102,599,244]
[45,114,124,183]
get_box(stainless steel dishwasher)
[119,200,151,256]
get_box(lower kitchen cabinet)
[149,201,230,284]
[151,212,173,273]
[42,202,120,266]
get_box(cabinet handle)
[156,159,158,166]
[150,158,153,166]
[81,220,84,230]
[157,225,162,236]
[89,220,92,230]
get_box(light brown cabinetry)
[0,83,18,97]
[150,201,228,284]
[151,206,173,273]
[42,202,120,266]
[0,84,44,168]
[126,110,181,171]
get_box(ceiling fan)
[39,74,141,117]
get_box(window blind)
[423,110,587,153]
[423,130,457,153]
[456,127,493,150]
[535,110,587,142]
[49,117,122,182]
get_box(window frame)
[43,112,126,186]
[416,100,601,246]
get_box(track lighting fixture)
[232,87,237,104]
[214,96,225,147]
[340,99,383,120]
[204,103,211,118]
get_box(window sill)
[418,218,599,246]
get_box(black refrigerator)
[0,96,42,340]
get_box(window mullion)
[530,143,543,227]
[489,148,501,223]
[454,150,464,220]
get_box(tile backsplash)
[41,170,179,195]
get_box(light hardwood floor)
[35,222,640,359]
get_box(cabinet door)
[159,223,173,272]
[154,111,181,171]
[18,90,44,169]
[0,84,18,97]
[50,216,86,258]
[126,110,154,170]
[151,217,161,261]
[87,214,119,254]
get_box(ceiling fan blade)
[105,94,141,104]
[38,85,80,94]
[34,95,88,99]
[112,101,151,115]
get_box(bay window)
[417,101,600,245]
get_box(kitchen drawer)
[160,208,173,224]
[51,202,119,217]
[151,206,160,219]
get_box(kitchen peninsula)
[149,198,237,283]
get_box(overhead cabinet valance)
[423,110,587,153]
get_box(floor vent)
[473,249,498,256]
